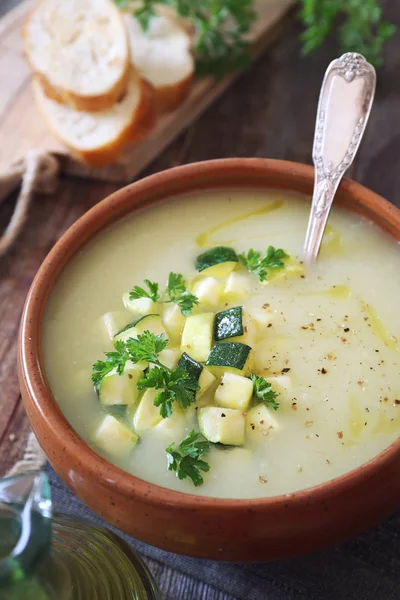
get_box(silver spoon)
[303,53,376,264]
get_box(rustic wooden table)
[1,1,399,475]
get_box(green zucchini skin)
[214,306,243,341]
[206,342,251,370]
[114,322,136,338]
[195,246,238,272]
[178,352,203,381]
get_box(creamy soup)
[42,191,400,499]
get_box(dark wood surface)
[1,0,400,475]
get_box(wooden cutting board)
[0,0,295,183]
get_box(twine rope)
[0,150,59,256]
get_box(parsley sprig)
[138,366,199,418]
[166,430,210,486]
[251,374,280,411]
[120,0,256,78]
[129,280,160,303]
[92,331,198,417]
[92,341,130,388]
[129,272,198,316]
[126,330,168,364]
[117,0,395,74]
[165,272,199,316]
[300,0,396,67]
[239,247,288,282]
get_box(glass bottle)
[0,471,162,600]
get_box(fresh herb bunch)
[117,0,395,72]
[299,0,396,66]
[92,331,198,417]
[239,246,288,282]
[166,429,210,486]
[250,374,280,411]
[129,272,198,316]
[120,0,256,78]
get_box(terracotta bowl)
[18,159,400,562]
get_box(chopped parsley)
[129,280,160,303]
[92,340,130,388]
[92,331,198,418]
[166,430,210,487]
[129,272,198,316]
[165,272,199,316]
[239,247,288,282]
[250,374,280,411]
[137,366,199,418]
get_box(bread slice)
[23,0,130,112]
[124,12,194,112]
[33,71,154,167]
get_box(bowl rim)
[19,157,400,511]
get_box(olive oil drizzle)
[361,301,399,352]
[195,199,284,248]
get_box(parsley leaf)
[126,331,168,364]
[239,246,288,282]
[299,0,396,67]
[129,280,160,303]
[165,272,199,316]
[137,367,199,418]
[166,430,210,487]
[250,374,280,411]
[121,0,256,78]
[92,341,130,388]
[92,332,167,388]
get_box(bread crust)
[33,75,155,167]
[154,72,193,113]
[23,0,130,112]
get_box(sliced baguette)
[33,71,154,167]
[24,0,130,112]
[124,12,194,112]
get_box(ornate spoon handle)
[303,53,376,263]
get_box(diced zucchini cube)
[122,293,160,317]
[94,415,138,456]
[200,262,238,279]
[162,304,186,340]
[246,405,280,438]
[178,352,203,381]
[181,313,214,362]
[134,314,167,338]
[156,348,179,370]
[205,342,251,377]
[133,389,163,433]
[198,407,245,446]
[113,323,137,344]
[154,406,196,438]
[214,306,243,341]
[98,364,143,406]
[196,368,216,400]
[214,372,253,411]
[99,311,130,342]
[192,277,222,308]
[195,246,238,279]
[222,272,251,302]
